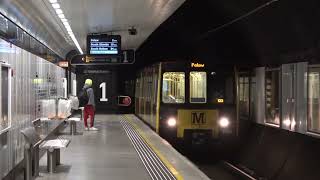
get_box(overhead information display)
[71,49,135,65]
[87,35,121,55]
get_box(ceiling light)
[63,21,69,26]
[65,26,72,32]
[48,0,83,54]
[58,14,65,19]
[64,23,70,28]
[55,8,63,14]
[65,25,71,30]
[70,34,83,54]
[61,18,67,22]
[52,3,60,9]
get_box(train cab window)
[265,69,280,125]
[162,72,185,103]
[308,68,320,133]
[190,72,207,103]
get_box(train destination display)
[87,35,121,55]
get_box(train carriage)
[135,61,237,145]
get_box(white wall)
[0,39,65,178]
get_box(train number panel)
[177,109,219,138]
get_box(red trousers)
[84,105,95,128]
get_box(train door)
[281,62,307,131]
[238,71,251,136]
[281,63,296,130]
[238,72,250,121]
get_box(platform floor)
[36,114,151,180]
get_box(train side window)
[265,69,280,125]
[190,72,207,103]
[250,75,256,120]
[308,68,320,133]
[162,72,185,103]
[239,76,250,118]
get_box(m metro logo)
[191,112,206,125]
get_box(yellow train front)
[135,61,236,145]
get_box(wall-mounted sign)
[58,61,68,68]
[87,34,121,55]
[118,96,132,106]
[191,62,205,68]
[71,49,135,65]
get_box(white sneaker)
[89,127,98,131]
[85,127,89,131]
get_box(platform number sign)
[191,112,206,125]
[99,82,108,102]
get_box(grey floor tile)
[36,114,150,180]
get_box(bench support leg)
[56,149,60,165]
[70,121,77,135]
[47,150,56,173]
[33,146,39,177]
[24,146,32,180]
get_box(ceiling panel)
[0,0,185,57]
[0,0,74,57]
[59,0,185,52]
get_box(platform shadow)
[39,164,72,174]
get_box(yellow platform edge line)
[124,114,184,180]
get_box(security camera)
[128,27,137,35]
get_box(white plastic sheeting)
[57,99,72,119]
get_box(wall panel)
[0,39,65,178]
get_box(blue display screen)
[87,35,121,55]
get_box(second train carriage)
[135,61,237,144]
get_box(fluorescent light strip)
[61,18,68,22]
[49,0,83,54]
[55,8,63,14]
[52,3,60,9]
[63,21,69,26]
[70,34,83,54]
[58,13,65,19]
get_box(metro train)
[135,61,237,145]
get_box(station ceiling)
[1,0,320,68]
[136,0,320,67]
[0,0,185,58]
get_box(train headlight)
[167,117,177,127]
[219,117,230,128]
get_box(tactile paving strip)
[120,118,177,180]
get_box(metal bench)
[20,127,42,180]
[39,137,70,173]
[65,117,81,135]
[21,122,71,178]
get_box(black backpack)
[78,88,89,107]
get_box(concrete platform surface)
[124,114,210,180]
[35,114,210,180]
